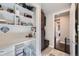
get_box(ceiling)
[41,3,71,16]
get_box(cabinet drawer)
[0,51,14,56]
[0,46,14,55]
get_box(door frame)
[52,9,70,47]
[69,4,76,56]
[31,4,41,56]
[52,4,76,55]
[53,9,70,53]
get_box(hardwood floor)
[42,47,69,56]
[56,42,70,54]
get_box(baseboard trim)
[49,45,54,48]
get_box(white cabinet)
[15,39,36,56]
[0,3,41,56]
[0,46,14,56]
[0,3,36,48]
[0,38,36,56]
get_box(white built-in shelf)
[0,10,34,26]
[19,15,33,22]
[0,3,15,10]
[0,3,35,27]
[0,3,34,19]
[0,3,34,15]
[15,4,34,16]
[0,3,37,56]
[0,10,15,21]
[0,24,32,32]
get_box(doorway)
[54,10,70,54]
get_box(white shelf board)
[0,24,32,33]
[15,4,34,16]
[0,10,34,25]
[0,3,15,10]
[0,10,15,22]
[0,3,34,16]
[15,38,36,46]
[19,15,33,23]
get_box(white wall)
[45,14,54,47]
[56,14,70,43]
[41,3,71,48]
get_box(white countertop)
[0,37,35,48]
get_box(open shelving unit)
[0,3,38,56]
[0,3,35,26]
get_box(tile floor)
[42,47,69,56]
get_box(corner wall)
[45,14,54,48]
